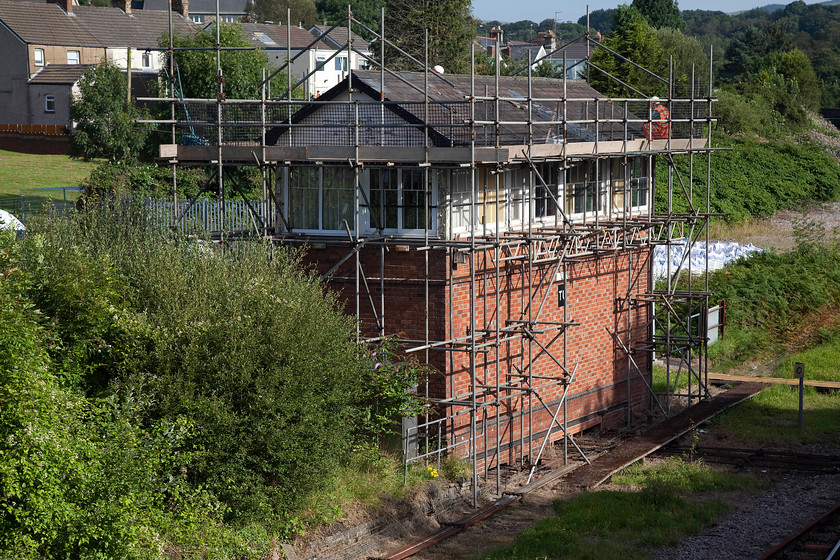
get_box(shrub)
[18,205,371,528]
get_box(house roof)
[74,5,197,48]
[0,0,196,48]
[0,0,102,46]
[28,63,92,84]
[142,0,245,14]
[309,25,369,52]
[274,70,638,147]
[242,22,331,50]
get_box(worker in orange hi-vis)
[643,96,670,139]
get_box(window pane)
[289,167,319,229]
[34,49,44,66]
[67,51,80,65]
[44,95,55,113]
[370,169,398,229]
[402,169,425,230]
[449,169,470,230]
[322,167,355,230]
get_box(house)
[157,65,710,475]
[0,0,196,138]
[478,26,590,79]
[241,22,372,98]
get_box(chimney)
[171,0,188,18]
[49,0,73,14]
[113,0,130,13]
[539,30,556,51]
[489,25,503,45]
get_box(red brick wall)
[292,239,652,468]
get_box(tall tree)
[589,5,667,97]
[70,61,149,162]
[165,23,285,99]
[316,0,385,36]
[384,0,474,74]
[246,0,318,26]
[577,8,617,37]
[632,0,685,31]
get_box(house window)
[334,56,348,71]
[191,14,204,23]
[368,168,427,232]
[45,95,55,113]
[34,48,45,67]
[316,56,326,72]
[141,52,152,68]
[67,50,80,65]
[628,157,649,208]
[534,162,560,219]
[288,166,355,231]
[222,15,236,22]
[566,161,604,215]
[446,168,502,232]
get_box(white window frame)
[284,166,437,237]
[334,56,348,72]
[67,50,80,65]
[366,167,433,236]
[45,95,55,113]
[141,51,152,68]
[286,166,356,233]
[34,48,45,67]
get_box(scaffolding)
[140,5,719,505]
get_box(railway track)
[756,501,840,560]
[659,445,840,473]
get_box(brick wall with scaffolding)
[141,5,719,503]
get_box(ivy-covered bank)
[0,206,426,559]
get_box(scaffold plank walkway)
[560,382,767,490]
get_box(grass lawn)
[0,149,97,203]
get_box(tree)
[589,6,667,98]
[70,61,149,162]
[384,0,473,74]
[316,0,385,36]
[577,8,617,37]
[655,27,710,96]
[760,48,821,110]
[246,0,318,26]
[165,23,285,100]
[632,0,685,31]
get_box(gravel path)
[648,471,840,560]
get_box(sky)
[472,0,827,24]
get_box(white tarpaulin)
[653,240,761,279]
[0,209,25,232]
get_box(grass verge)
[476,458,759,560]
[711,383,840,444]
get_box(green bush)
[17,204,377,531]
[656,136,840,221]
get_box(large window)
[334,56,348,71]
[369,168,427,232]
[288,166,355,231]
[67,50,80,65]
[34,48,45,67]
[566,161,605,215]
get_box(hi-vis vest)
[643,103,670,139]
